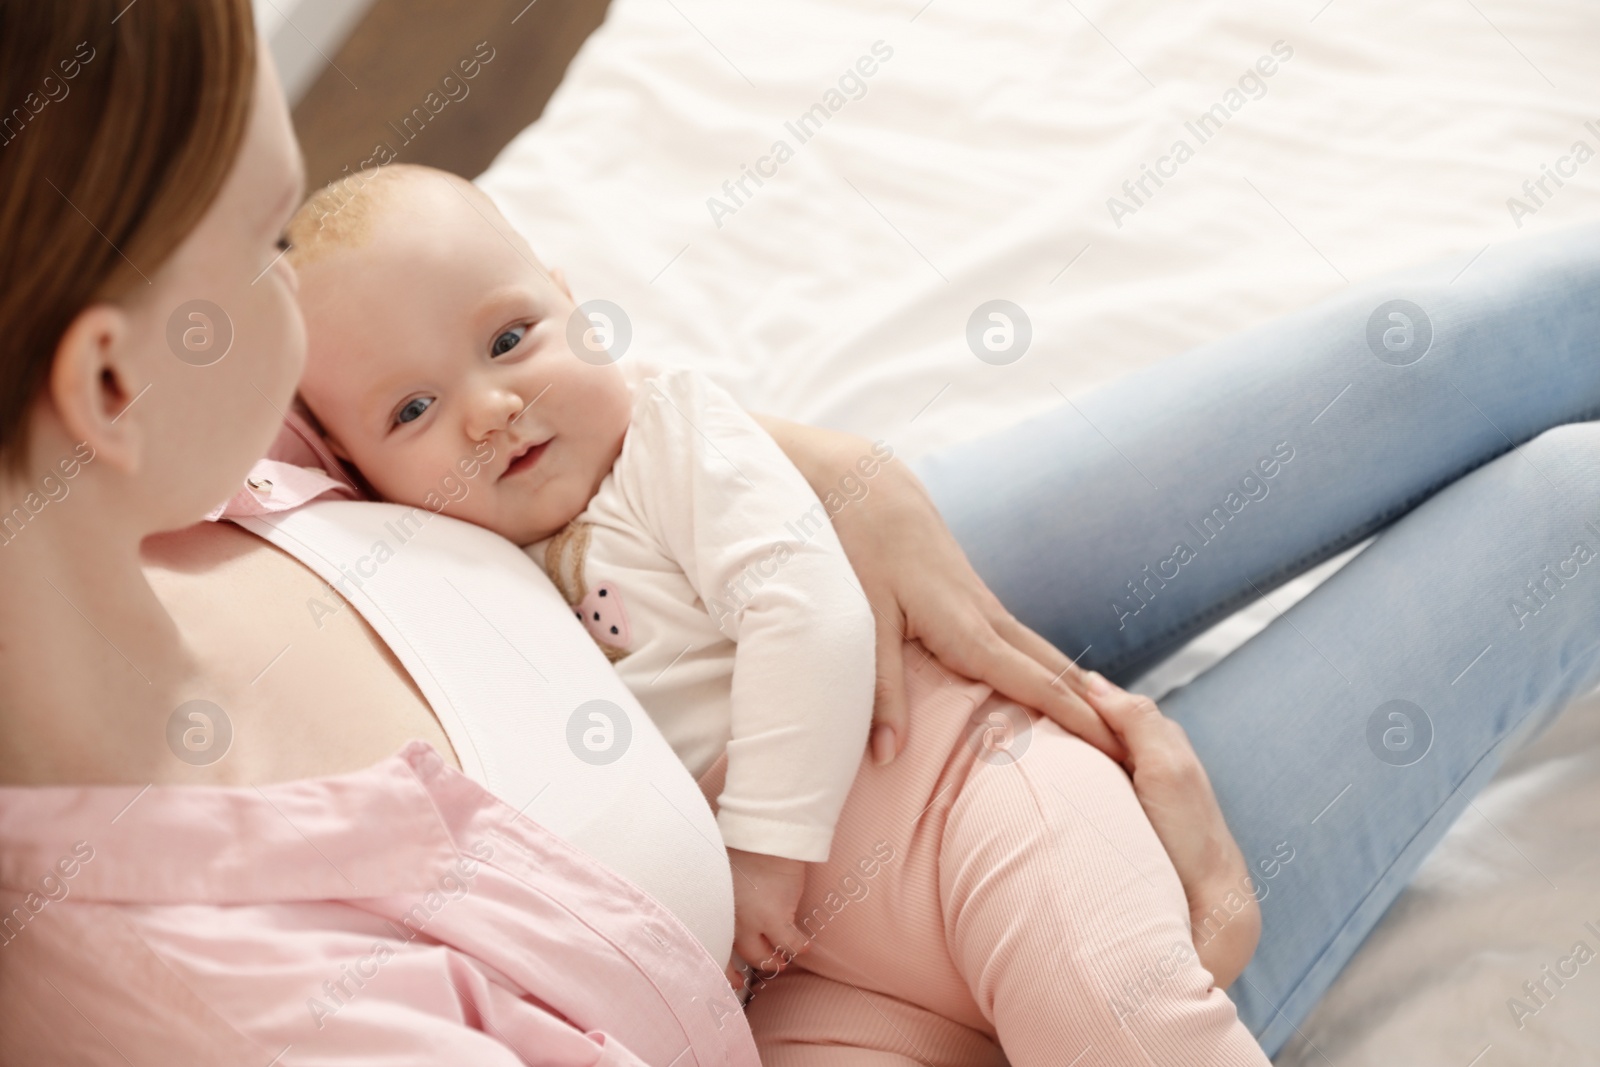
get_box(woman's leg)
[912,224,1600,681]
[1162,421,1600,1054]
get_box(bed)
[476,0,1600,1060]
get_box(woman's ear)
[47,303,146,474]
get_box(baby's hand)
[727,848,810,979]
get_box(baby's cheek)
[370,453,451,511]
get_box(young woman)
[1,2,1596,1063]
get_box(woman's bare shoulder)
[141,521,459,778]
[143,518,291,566]
[142,519,292,574]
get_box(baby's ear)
[551,267,576,304]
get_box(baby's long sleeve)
[611,365,876,863]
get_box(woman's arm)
[754,414,1124,763]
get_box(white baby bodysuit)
[526,361,876,863]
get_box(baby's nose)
[468,388,526,439]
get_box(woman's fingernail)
[871,724,897,765]
[1086,672,1113,696]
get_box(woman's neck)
[0,507,193,785]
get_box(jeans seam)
[1098,481,1426,680]
[1101,407,1600,681]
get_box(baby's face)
[295,177,633,544]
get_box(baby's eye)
[395,396,433,425]
[491,325,528,358]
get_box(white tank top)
[236,501,736,965]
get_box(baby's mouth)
[501,438,552,480]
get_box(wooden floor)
[292,0,612,190]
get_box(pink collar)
[205,406,367,522]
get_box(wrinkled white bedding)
[477,0,1600,1060]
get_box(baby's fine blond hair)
[286,162,480,267]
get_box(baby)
[288,164,878,975]
[288,165,1269,1066]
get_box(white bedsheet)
[477,1,1600,1060]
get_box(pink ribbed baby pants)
[736,645,1269,1067]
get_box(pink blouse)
[0,742,758,1065]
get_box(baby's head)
[287,164,632,543]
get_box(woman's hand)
[755,415,1124,765]
[1088,674,1260,988]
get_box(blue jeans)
[912,224,1600,1057]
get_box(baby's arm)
[617,366,876,970]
